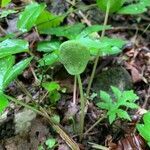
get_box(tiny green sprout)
[59,40,90,75]
[59,40,90,140]
[97,86,139,124]
[96,0,126,13]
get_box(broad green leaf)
[0,10,17,18]
[108,112,116,124]
[43,23,85,39]
[1,0,11,7]
[100,90,112,103]
[124,102,138,109]
[17,2,46,32]
[42,82,60,92]
[111,86,122,100]
[118,3,147,14]
[37,41,61,52]
[38,51,59,66]
[0,56,15,90]
[45,138,56,149]
[0,39,29,58]
[77,25,111,38]
[96,102,110,110]
[143,112,150,125]
[3,57,32,89]
[136,124,150,142]
[59,40,90,75]
[0,92,9,113]
[117,109,131,121]
[36,10,64,33]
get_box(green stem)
[77,75,85,141]
[86,1,110,97]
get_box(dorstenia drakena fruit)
[96,0,126,13]
[59,40,90,75]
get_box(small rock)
[14,109,36,134]
[92,66,133,95]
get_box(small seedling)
[38,137,57,150]
[42,82,61,105]
[136,112,150,147]
[97,86,139,124]
[59,40,90,140]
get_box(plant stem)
[73,76,77,104]
[77,75,85,141]
[86,1,110,97]
[84,115,106,136]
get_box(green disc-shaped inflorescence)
[59,40,90,75]
[96,0,126,13]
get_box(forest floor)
[0,0,150,150]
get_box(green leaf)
[96,102,110,110]
[0,92,9,113]
[36,10,64,33]
[122,90,139,102]
[77,37,101,55]
[43,23,85,39]
[3,57,32,89]
[124,102,138,109]
[0,10,17,18]
[59,40,90,75]
[140,0,150,7]
[118,3,147,14]
[108,112,116,124]
[1,0,11,7]
[111,86,122,100]
[0,56,15,90]
[100,90,112,103]
[96,0,126,13]
[17,2,46,32]
[45,138,56,149]
[49,91,61,104]
[37,41,61,52]
[38,51,59,66]
[143,112,150,125]
[0,39,29,58]
[136,124,150,142]
[77,25,112,38]
[42,82,60,92]
[99,37,125,56]
[117,109,131,121]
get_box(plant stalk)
[77,75,85,141]
[86,1,110,96]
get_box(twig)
[84,115,106,136]
[15,79,33,100]
[88,142,109,150]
